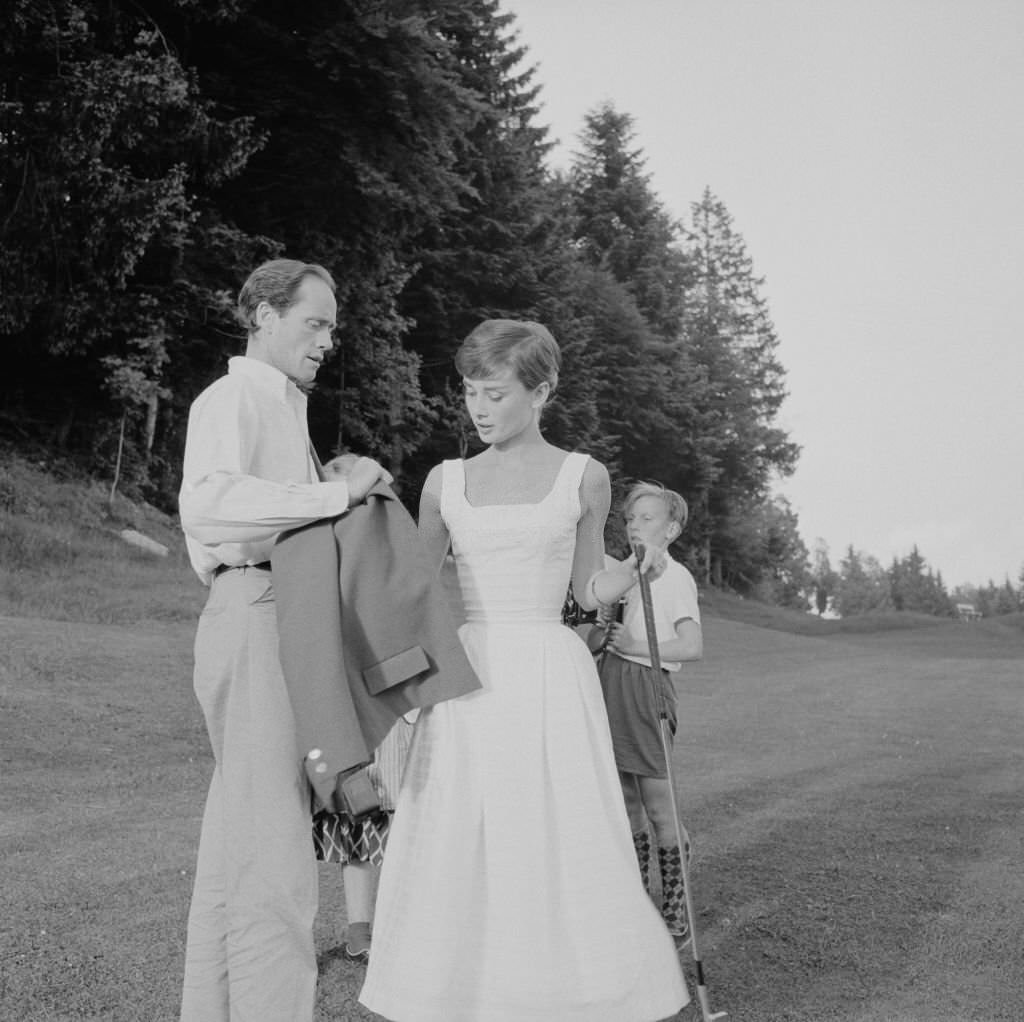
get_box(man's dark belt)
[213,561,272,578]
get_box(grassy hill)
[0,452,202,623]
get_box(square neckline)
[459,452,579,510]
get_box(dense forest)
[1,0,1017,616]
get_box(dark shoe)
[343,923,371,964]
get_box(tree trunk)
[108,409,127,512]
[335,341,345,455]
[53,402,75,447]
[144,393,158,453]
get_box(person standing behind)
[588,482,703,940]
[178,258,390,1022]
[314,714,416,964]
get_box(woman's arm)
[571,460,610,606]
[417,464,451,574]
[572,461,644,611]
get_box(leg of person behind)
[640,775,689,939]
[342,861,375,962]
[619,770,653,895]
[181,572,318,1022]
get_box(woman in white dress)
[359,319,688,1022]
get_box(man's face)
[256,276,337,386]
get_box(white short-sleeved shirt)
[617,555,700,672]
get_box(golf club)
[634,542,727,1022]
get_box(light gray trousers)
[180,569,317,1022]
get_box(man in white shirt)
[178,259,391,1022]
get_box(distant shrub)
[701,587,953,637]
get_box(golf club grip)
[632,543,664,676]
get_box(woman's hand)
[625,543,668,582]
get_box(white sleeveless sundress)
[360,453,688,1022]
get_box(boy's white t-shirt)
[616,554,700,672]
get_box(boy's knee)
[641,789,674,827]
[646,802,672,829]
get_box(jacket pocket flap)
[363,646,430,694]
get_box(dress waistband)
[463,614,563,626]
[213,561,272,578]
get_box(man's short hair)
[236,259,336,334]
[622,481,689,528]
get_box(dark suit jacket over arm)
[273,483,479,810]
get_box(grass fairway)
[681,613,1024,1022]
[2,601,1022,1021]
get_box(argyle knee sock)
[657,844,689,939]
[632,829,652,894]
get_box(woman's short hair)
[455,319,561,394]
[236,259,336,333]
[622,481,689,528]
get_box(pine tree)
[680,188,799,583]
[835,546,892,616]
[567,103,705,518]
[993,577,1018,616]
[721,495,809,608]
[889,546,953,616]
[570,103,691,341]
[395,0,579,490]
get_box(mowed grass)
[677,617,1024,1022]
[2,458,1022,1020]
[3,609,1022,1020]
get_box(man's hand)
[344,457,394,504]
[322,453,361,480]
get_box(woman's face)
[463,368,546,446]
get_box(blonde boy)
[588,482,703,940]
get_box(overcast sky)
[501,0,1024,589]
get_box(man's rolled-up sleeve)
[180,472,350,546]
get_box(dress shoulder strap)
[439,459,464,523]
[559,451,591,505]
